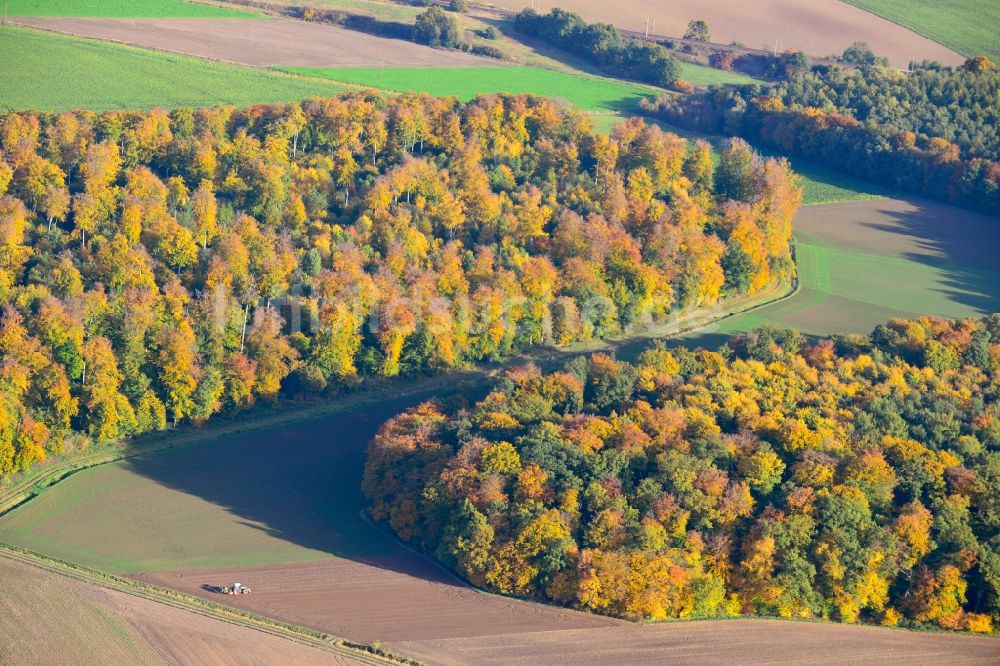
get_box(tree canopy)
[0,93,799,476]
[641,60,1000,214]
[514,8,680,88]
[365,316,1000,631]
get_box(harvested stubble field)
[485,0,963,67]
[0,555,357,666]
[12,16,499,68]
[683,196,1000,347]
[3,363,999,663]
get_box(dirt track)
[485,0,963,67]
[14,16,499,68]
[0,556,360,666]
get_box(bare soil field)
[393,619,1000,665]
[135,557,616,644]
[0,555,359,666]
[13,16,498,67]
[8,378,999,663]
[485,0,963,67]
[137,560,1000,664]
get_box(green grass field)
[843,0,1000,62]
[682,198,1000,346]
[0,394,424,573]
[285,66,660,113]
[3,0,257,18]
[778,155,891,205]
[679,62,759,86]
[0,26,345,113]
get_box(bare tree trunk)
[240,302,250,353]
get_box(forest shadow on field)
[118,329,746,586]
[859,197,1000,315]
[121,382,487,586]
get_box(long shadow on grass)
[122,381,491,585]
[858,196,1000,315]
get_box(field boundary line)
[0,544,417,665]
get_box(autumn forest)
[364,317,1000,632]
[0,93,800,476]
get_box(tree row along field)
[4,0,972,69]
[0,24,890,205]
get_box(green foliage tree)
[683,20,710,42]
[414,7,460,48]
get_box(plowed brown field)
[136,557,616,644]
[138,559,1000,664]
[0,555,360,666]
[486,0,963,67]
[13,16,499,67]
[393,619,1000,665]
